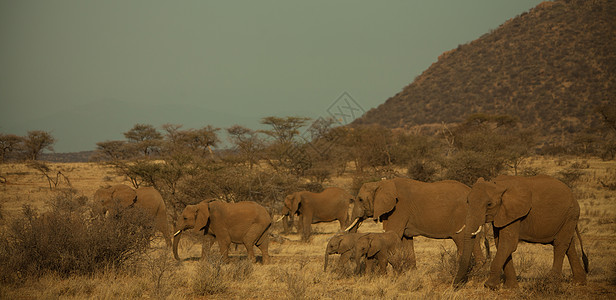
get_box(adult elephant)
[346,178,487,269]
[281,187,352,241]
[173,200,271,264]
[453,175,588,289]
[93,184,172,247]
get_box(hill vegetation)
[355,0,615,147]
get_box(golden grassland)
[0,156,615,299]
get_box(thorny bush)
[0,192,155,283]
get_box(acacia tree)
[22,131,56,160]
[124,124,162,157]
[443,113,535,184]
[227,125,264,169]
[94,140,133,161]
[0,133,22,163]
[259,116,311,172]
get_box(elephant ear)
[290,193,302,216]
[493,181,531,228]
[111,185,137,207]
[367,237,382,257]
[373,180,397,221]
[329,236,343,252]
[194,201,211,232]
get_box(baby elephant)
[354,232,402,274]
[324,232,368,272]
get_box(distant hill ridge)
[354,0,615,141]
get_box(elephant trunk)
[453,217,483,287]
[173,230,183,261]
[324,248,330,272]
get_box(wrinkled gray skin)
[453,175,588,289]
[173,200,271,264]
[354,231,402,274]
[324,232,368,272]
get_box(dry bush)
[599,168,616,190]
[389,246,416,275]
[436,246,486,284]
[558,162,588,187]
[141,251,178,299]
[280,268,310,300]
[192,253,228,296]
[520,272,572,299]
[0,193,155,283]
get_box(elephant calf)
[324,232,368,272]
[354,232,402,275]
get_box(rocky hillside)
[354,0,615,140]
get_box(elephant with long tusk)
[453,175,588,289]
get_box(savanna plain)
[1,156,615,299]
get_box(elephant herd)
[93,174,589,290]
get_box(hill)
[354,0,615,141]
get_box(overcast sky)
[0,0,543,152]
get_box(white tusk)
[275,215,285,223]
[345,218,360,232]
[455,224,466,234]
[471,226,482,236]
[174,230,182,237]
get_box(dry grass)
[1,156,615,299]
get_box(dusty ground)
[0,156,615,299]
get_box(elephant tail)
[576,225,589,273]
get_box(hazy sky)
[0,1,544,152]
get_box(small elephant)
[173,200,271,264]
[93,184,172,247]
[282,187,352,241]
[324,232,368,272]
[454,175,588,289]
[354,231,402,274]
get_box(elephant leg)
[502,254,519,289]
[486,222,520,290]
[549,218,577,280]
[401,237,417,269]
[157,217,172,247]
[565,238,586,284]
[377,253,388,274]
[254,229,270,265]
[201,235,215,259]
[301,214,312,242]
[216,235,232,263]
[340,251,351,269]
